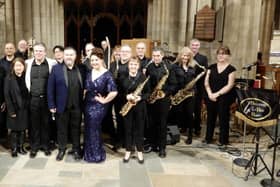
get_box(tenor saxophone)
[119,76,150,116]
[171,61,206,106]
[147,64,169,104]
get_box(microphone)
[242,62,257,69]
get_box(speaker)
[166,125,180,145]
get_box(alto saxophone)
[119,76,150,116]
[147,64,169,104]
[171,61,206,106]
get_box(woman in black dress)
[169,47,196,144]
[204,46,236,146]
[119,57,150,163]
[4,58,29,157]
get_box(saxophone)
[171,61,206,106]
[147,64,169,104]
[119,76,150,116]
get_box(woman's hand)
[208,92,218,102]
[94,94,107,104]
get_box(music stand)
[260,115,280,187]
[234,111,278,181]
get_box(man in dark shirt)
[0,42,16,140]
[25,42,56,158]
[15,40,28,60]
[48,47,83,161]
[135,42,151,74]
[190,39,208,136]
[82,42,94,72]
[145,48,177,158]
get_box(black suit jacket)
[0,66,5,104]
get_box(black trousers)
[205,96,231,144]
[0,111,7,138]
[56,107,81,151]
[114,97,125,147]
[123,102,145,152]
[194,91,203,132]
[149,97,170,150]
[10,130,25,149]
[101,102,116,143]
[30,96,50,151]
[169,97,194,137]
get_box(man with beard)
[48,47,83,161]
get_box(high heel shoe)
[137,152,144,164]
[123,151,131,163]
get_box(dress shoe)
[30,151,37,158]
[67,149,74,155]
[56,150,66,161]
[194,130,201,136]
[11,148,18,157]
[159,149,166,158]
[73,151,81,161]
[185,138,192,145]
[202,139,211,144]
[277,169,280,177]
[17,147,27,155]
[44,149,51,156]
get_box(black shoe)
[202,139,211,144]
[30,151,37,158]
[11,148,18,157]
[44,149,51,156]
[73,151,81,161]
[56,150,65,161]
[17,147,27,155]
[194,130,201,136]
[185,138,192,145]
[159,149,166,158]
[277,169,280,177]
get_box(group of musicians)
[0,38,239,164]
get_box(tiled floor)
[0,132,279,187]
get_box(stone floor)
[0,130,279,187]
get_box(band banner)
[235,88,279,121]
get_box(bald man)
[15,39,28,60]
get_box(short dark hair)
[152,47,164,55]
[91,47,104,59]
[52,45,64,53]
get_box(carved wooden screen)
[64,0,147,54]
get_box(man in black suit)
[0,42,16,141]
[190,39,208,136]
[48,47,83,161]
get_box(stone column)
[0,1,6,55]
[5,0,15,42]
[223,0,262,78]
[259,0,276,64]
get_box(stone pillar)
[0,1,6,56]
[259,0,276,64]
[223,0,262,78]
[5,0,15,42]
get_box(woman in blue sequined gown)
[84,48,117,163]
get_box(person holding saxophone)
[118,57,150,163]
[169,47,205,144]
[145,48,177,158]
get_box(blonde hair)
[175,47,195,68]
